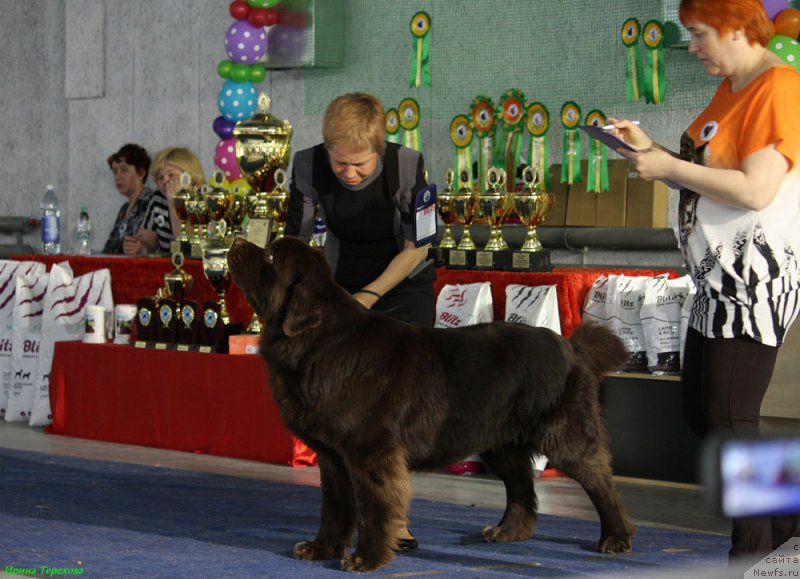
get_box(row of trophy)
[436,165,554,270]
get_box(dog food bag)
[504,284,561,334]
[5,271,49,422]
[0,261,46,419]
[434,282,493,328]
[29,264,113,427]
[640,275,694,375]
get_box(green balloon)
[217,60,233,79]
[768,34,800,73]
[249,64,266,84]
[247,0,279,7]
[231,63,250,83]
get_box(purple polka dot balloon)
[225,21,267,64]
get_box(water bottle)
[41,185,61,255]
[311,213,327,248]
[75,206,92,256]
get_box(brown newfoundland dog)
[228,236,636,572]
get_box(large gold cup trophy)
[436,169,457,249]
[513,165,554,252]
[233,91,293,249]
[479,167,512,251]
[451,168,478,250]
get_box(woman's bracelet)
[355,289,382,299]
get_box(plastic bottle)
[311,213,327,248]
[75,206,92,256]
[41,185,61,255]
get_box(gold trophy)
[479,167,512,251]
[437,169,457,249]
[513,165,553,252]
[202,243,232,326]
[204,170,233,241]
[234,91,293,248]
[227,185,248,243]
[267,168,290,240]
[187,188,210,256]
[451,168,477,251]
[170,172,193,254]
[163,251,194,305]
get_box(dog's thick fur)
[228,236,636,572]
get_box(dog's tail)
[569,322,629,378]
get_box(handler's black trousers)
[682,328,799,563]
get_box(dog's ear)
[240,260,274,317]
[281,282,323,337]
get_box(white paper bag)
[504,284,561,334]
[434,282,493,328]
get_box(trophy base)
[430,247,553,272]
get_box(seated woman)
[151,147,206,239]
[102,144,172,255]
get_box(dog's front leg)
[294,449,356,561]
[340,448,411,572]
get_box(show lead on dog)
[609,0,800,564]
[284,93,437,328]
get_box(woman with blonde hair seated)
[152,147,206,239]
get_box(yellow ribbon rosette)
[525,102,551,191]
[560,101,582,185]
[385,108,400,143]
[643,20,666,105]
[585,110,609,193]
[621,18,644,102]
[398,97,421,151]
[496,88,526,192]
[450,114,474,191]
[409,11,431,88]
[469,95,496,192]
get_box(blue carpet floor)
[0,447,729,578]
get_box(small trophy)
[202,242,232,326]
[514,165,553,252]
[437,169,457,249]
[163,251,194,306]
[170,172,193,255]
[198,301,225,353]
[134,297,157,347]
[451,168,477,251]
[177,300,200,349]
[267,168,290,240]
[478,167,512,252]
[205,170,233,242]
[227,185,248,243]
[187,189,209,257]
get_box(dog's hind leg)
[294,449,356,561]
[479,446,538,543]
[340,447,411,572]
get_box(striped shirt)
[102,185,173,254]
[678,66,800,346]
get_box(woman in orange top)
[610,0,800,564]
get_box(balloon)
[229,0,250,20]
[249,63,266,83]
[248,8,269,28]
[212,115,236,140]
[214,139,242,181]
[768,34,800,72]
[266,24,305,65]
[264,7,279,26]
[217,79,258,122]
[225,20,268,64]
[247,0,279,8]
[762,0,789,21]
[774,8,800,39]
[230,62,250,83]
[216,59,233,79]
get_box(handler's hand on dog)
[353,292,378,309]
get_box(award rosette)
[525,102,551,192]
[469,95,496,192]
[621,18,644,102]
[585,110,609,193]
[560,101,582,185]
[409,11,431,88]
[642,20,666,105]
[496,89,526,192]
[398,97,421,151]
[449,114,473,192]
[385,108,400,143]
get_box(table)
[48,341,315,466]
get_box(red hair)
[679,0,774,46]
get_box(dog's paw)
[596,534,634,553]
[481,525,529,543]
[340,552,393,573]
[293,540,344,561]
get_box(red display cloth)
[48,341,311,466]
[434,266,678,337]
[10,254,253,326]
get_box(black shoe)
[397,535,418,552]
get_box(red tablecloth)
[48,341,315,466]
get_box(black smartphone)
[702,436,800,518]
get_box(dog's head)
[227,236,338,338]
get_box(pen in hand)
[602,121,639,130]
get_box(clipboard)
[579,125,681,189]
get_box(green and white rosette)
[409,11,431,88]
[496,89,526,192]
[560,101,582,185]
[643,20,666,105]
[385,108,400,143]
[469,95,496,192]
[621,18,644,102]
[450,114,474,191]
[585,110,609,193]
[525,102,551,191]
[398,97,421,151]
